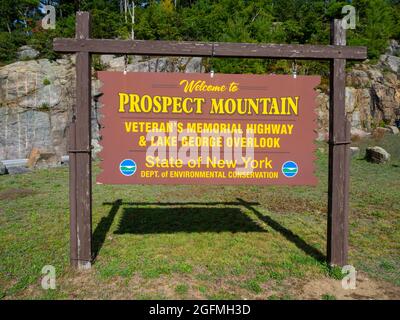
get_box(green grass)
[0,139,399,299]
[175,284,189,295]
[321,294,336,300]
[242,279,262,294]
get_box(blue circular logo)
[282,161,298,178]
[119,159,137,176]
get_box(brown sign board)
[97,72,320,185]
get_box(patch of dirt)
[0,188,37,201]
[13,267,281,300]
[11,266,399,300]
[61,271,207,299]
[228,190,326,215]
[257,196,326,215]
[287,272,400,300]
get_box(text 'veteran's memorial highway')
[97,72,320,185]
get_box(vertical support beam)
[70,11,92,269]
[69,119,77,266]
[327,19,350,266]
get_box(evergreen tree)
[0,0,399,65]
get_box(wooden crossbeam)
[53,38,367,60]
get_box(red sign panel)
[97,72,320,185]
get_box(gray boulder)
[387,40,400,56]
[379,54,400,74]
[17,45,39,60]
[350,147,360,158]
[385,125,399,135]
[351,128,370,140]
[372,127,391,138]
[386,55,400,73]
[7,166,31,175]
[0,161,8,175]
[27,148,61,169]
[365,146,391,164]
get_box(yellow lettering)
[118,93,129,112]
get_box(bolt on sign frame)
[53,12,367,269]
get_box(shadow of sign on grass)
[93,199,325,263]
[115,207,264,234]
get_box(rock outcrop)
[316,40,400,140]
[17,45,39,60]
[0,58,75,159]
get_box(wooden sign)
[97,72,320,185]
[54,13,367,268]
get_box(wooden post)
[327,19,350,267]
[69,12,92,269]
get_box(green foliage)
[348,0,395,60]
[0,31,28,63]
[37,102,50,112]
[92,55,107,71]
[90,9,127,39]
[135,2,181,40]
[0,0,40,32]
[0,0,399,71]
[321,293,337,300]
[175,283,189,295]
[326,1,350,19]
[327,265,345,280]
[243,279,262,294]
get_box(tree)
[1,0,399,66]
[0,0,40,33]
[350,0,395,59]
